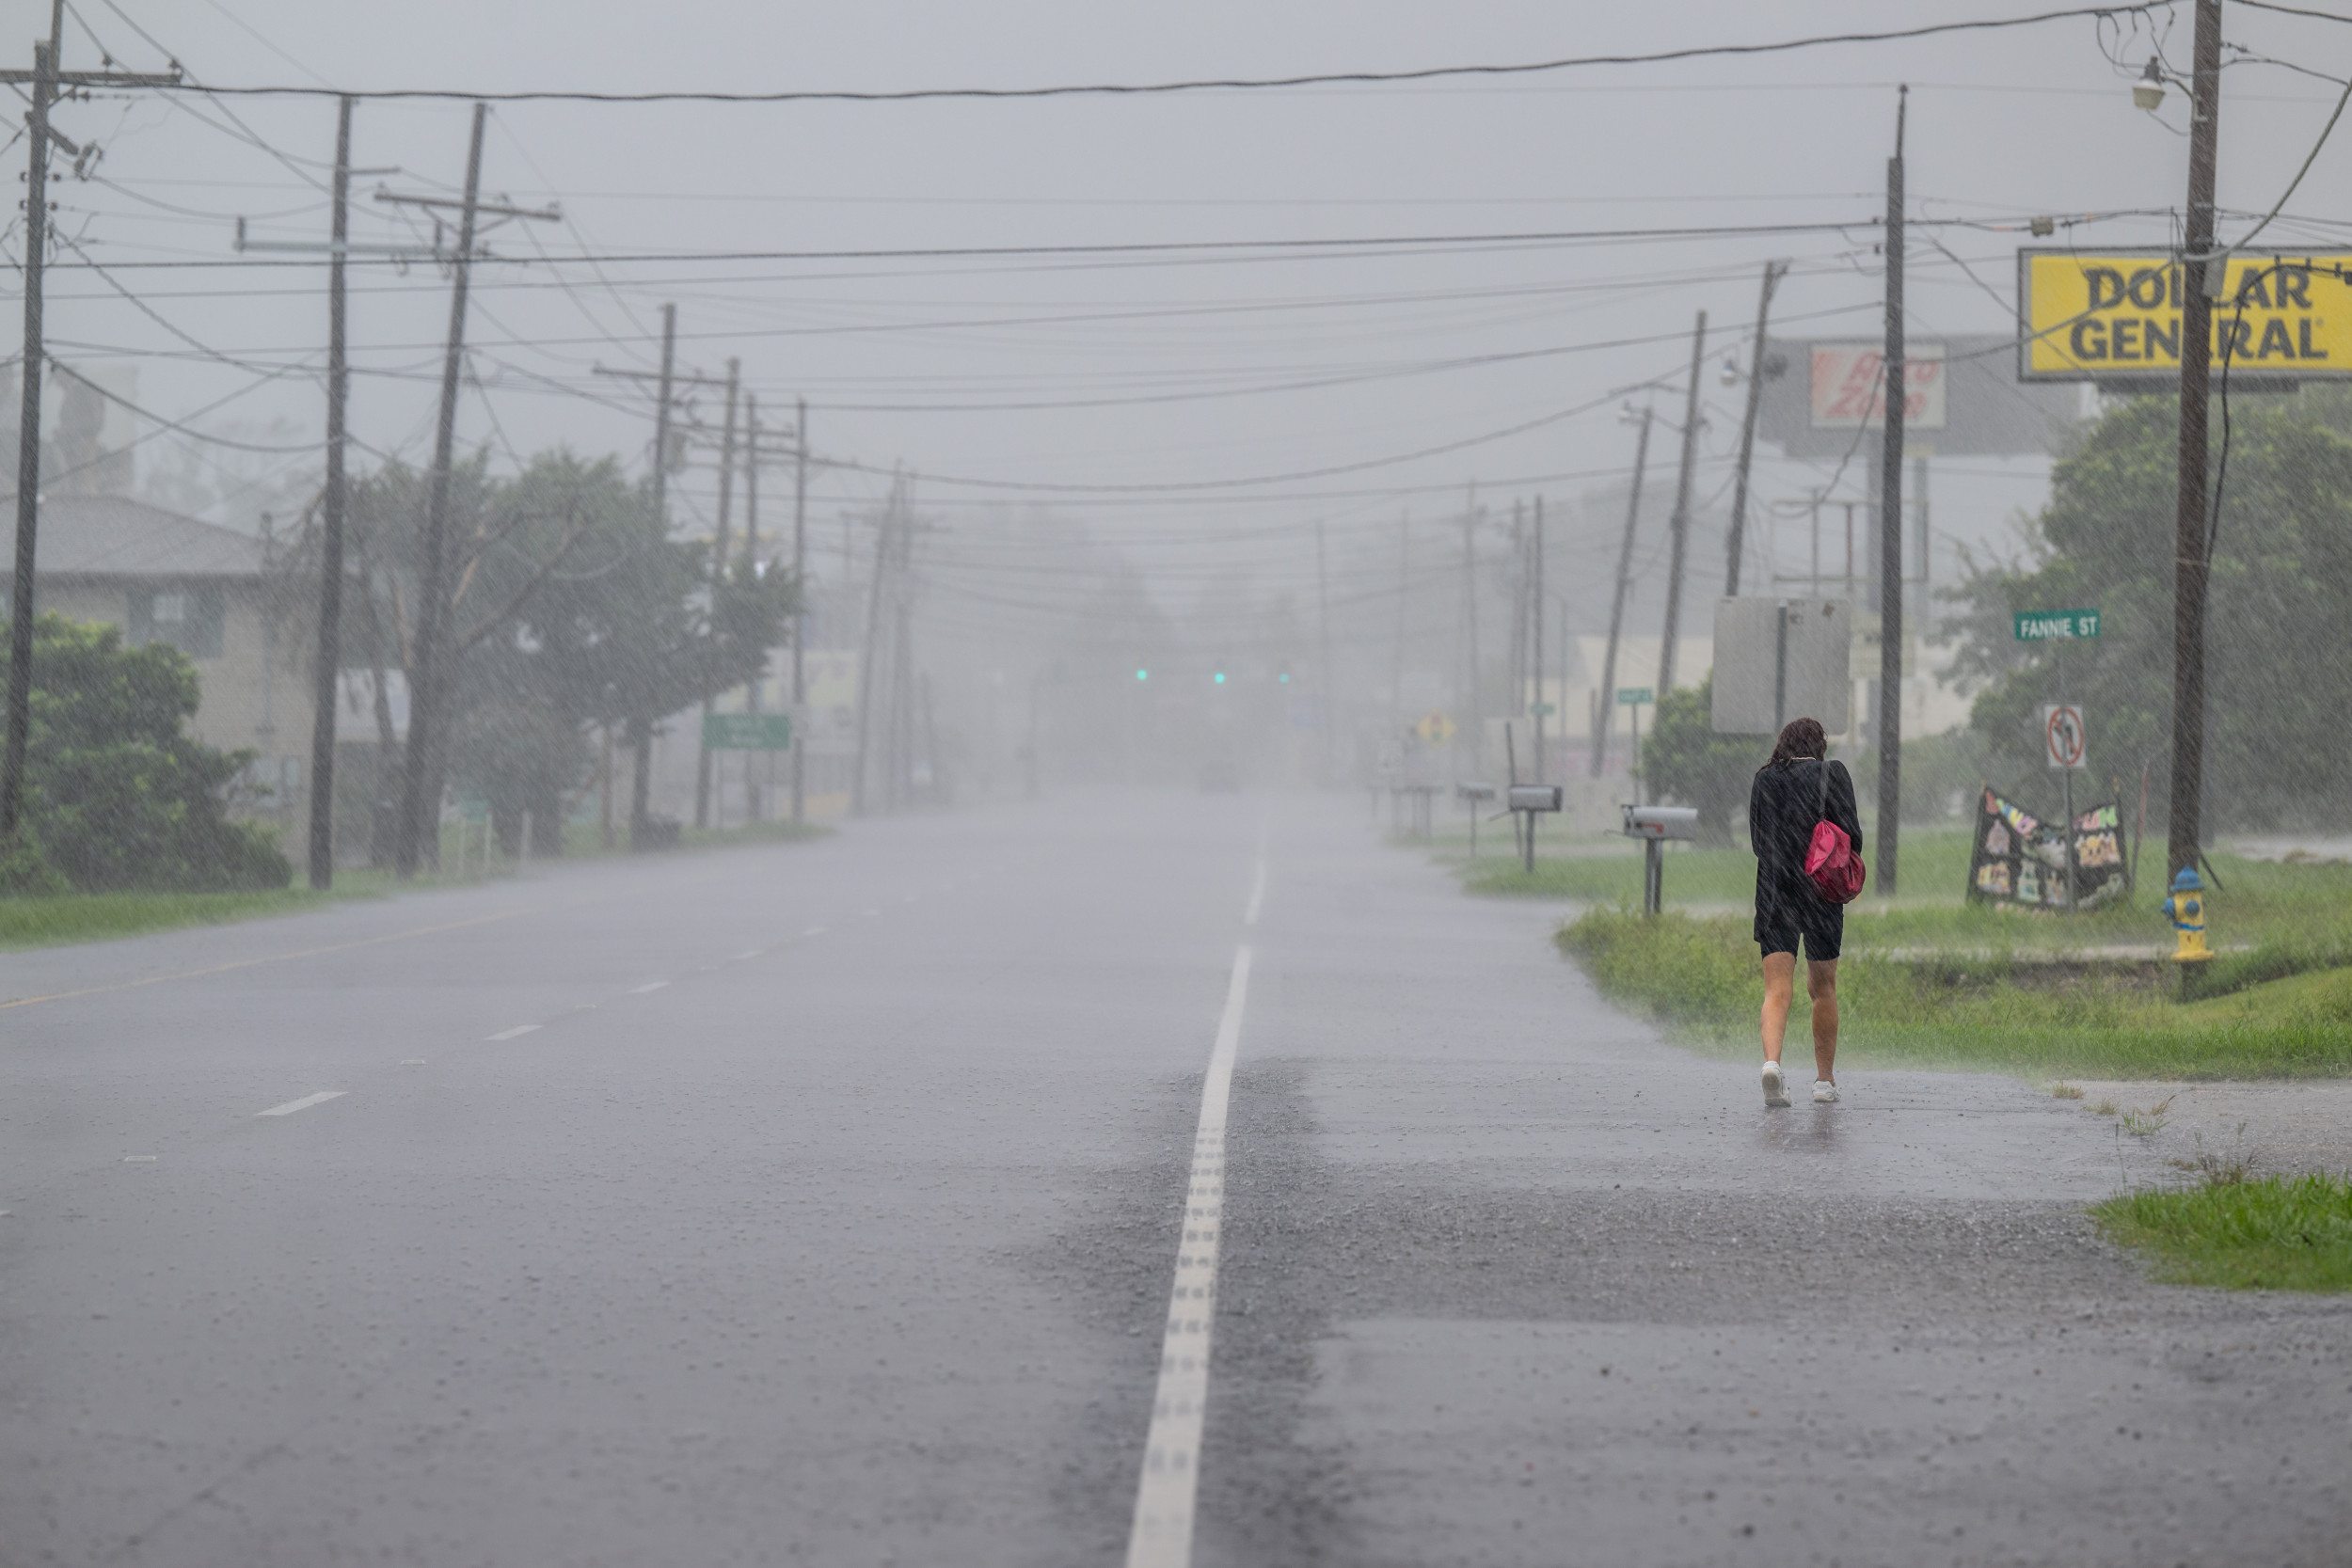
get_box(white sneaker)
[1813,1080,1840,1104]
[1761,1060,1791,1108]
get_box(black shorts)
[1755,876,1843,961]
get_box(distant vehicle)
[1199,761,1241,793]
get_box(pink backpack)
[1803,758,1867,904]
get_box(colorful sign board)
[2018,249,2352,383]
[1414,710,1455,745]
[2014,609,2101,641]
[1965,788,2129,911]
[1616,687,1653,706]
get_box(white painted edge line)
[257,1090,347,1117]
[485,1024,541,1041]
[1123,940,1253,1568]
[122,1155,157,1163]
[628,981,670,994]
[1242,860,1268,927]
[803,926,828,936]
[735,949,762,961]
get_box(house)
[0,493,313,832]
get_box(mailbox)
[1507,784,1564,814]
[1621,804,1698,841]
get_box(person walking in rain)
[1748,718,1861,1108]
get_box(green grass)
[0,816,833,954]
[1558,905,2352,1078]
[0,879,385,952]
[2093,1173,2352,1291]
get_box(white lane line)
[803,926,828,936]
[122,1155,157,1164]
[735,949,762,961]
[628,981,670,994]
[256,1090,346,1117]
[1243,859,1268,927]
[485,1024,540,1041]
[1124,942,1254,1568]
[400,1058,426,1066]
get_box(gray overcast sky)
[17,0,2352,594]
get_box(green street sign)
[702,712,793,751]
[2014,608,2101,641]
[1528,702,1556,717]
[1616,687,1653,706]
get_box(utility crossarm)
[592,362,730,389]
[0,69,181,86]
[373,186,561,223]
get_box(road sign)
[1528,702,1556,718]
[1414,710,1455,745]
[702,712,793,751]
[2014,608,2101,641]
[1711,597,1851,736]
[1616,687,1653,706]
[2042,704,2087,771]
[2019,249,2352,386]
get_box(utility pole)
[742,392,762,824]
[851,482,898,816]
[1658,312,1707,696]
[693,356,740,830]
[1530,496,1546,785]
[1724,262,1788,597]
[389,103,558,877]
[1593,407,1652,778]
[1460,496,1482,774]
[1875,87,1910,897]
[305,96,355,890]
[596,314,743,846]
[636,305,676,847]
[791,399,809,824]
[1,8,178,844]
[2168,1,2223,883]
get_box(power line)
[152,6,2165,103]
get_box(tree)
[1945,393,2352,829]
[3,615,290,893]
[310,449,797,857]
[1640,675,1762,844]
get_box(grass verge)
[0,817,834,953]
[1558,906,2352,1078]
[2092,1173,2352,1291]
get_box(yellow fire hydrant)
[2163,867,2211,997]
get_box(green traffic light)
[1136,669,1149,681]
[1213,672,1226,684]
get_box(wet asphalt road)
[2,791,2347,1567]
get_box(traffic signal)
[1213,672,1227,685]
[1136,668,1149,681]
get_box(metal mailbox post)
[1508,784,1563,874]
[1622,804,1698,914]
[1455,782,1496,859]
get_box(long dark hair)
[1766,717,1829,768]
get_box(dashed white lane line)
[1124,936,1256,1568]
[628,981,670,994]
[485,1024,540,1041]
[1243,860,1268,927]
[400,1058,426,1066]
[735,949,762,960]
[122,1155,156,1164]
[256,1091,346,1117]
[803,926,827,936]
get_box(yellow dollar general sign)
[2018,248,2352,383]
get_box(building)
[0,493,312,838]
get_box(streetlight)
[2133,57,2167,112]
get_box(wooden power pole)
[1658,312,1707,695]
[2167,2,2224,883]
